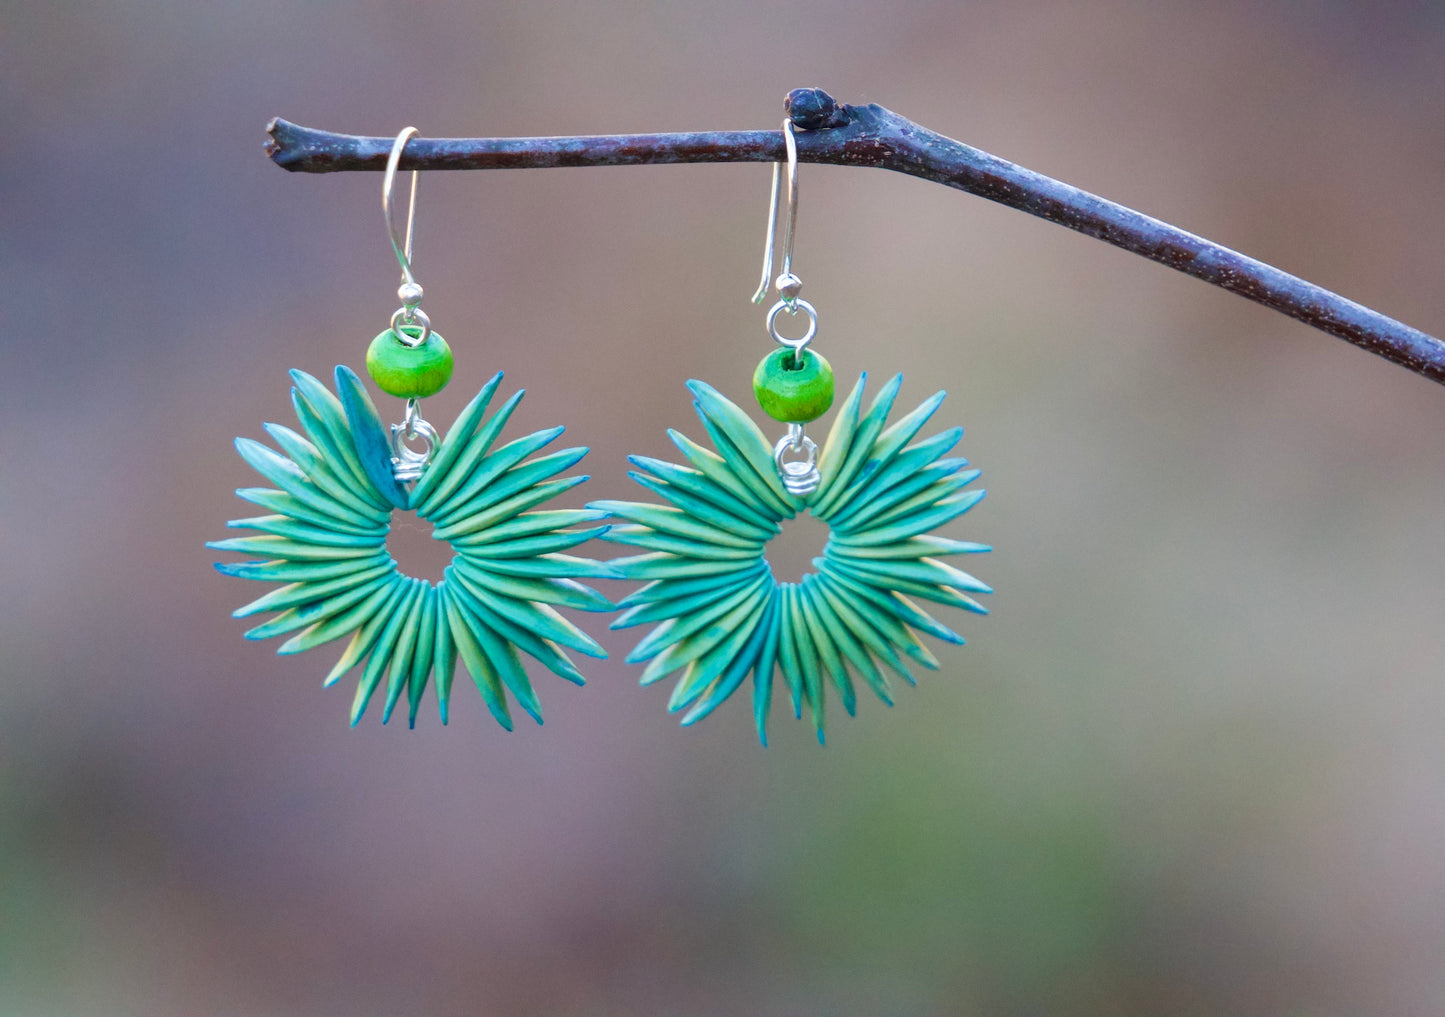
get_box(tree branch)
[267,87,1445,387]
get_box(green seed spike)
[786,586,826,740]
[335,365,410,510]
[459,526,609,560]
[814,373,867,487]
[445,593,513,730]
[821,564,965,646]
[622,473,780,542]
[289,370,376,497]
[414,388,527,518]
[241,574,394,641]
[638,588,770,689]
[455,552,619,581]
[615,562,768,610]
[599,525,758,561]
[447,562,605,659]
[798,577,856,717]
[687,380,798,509]
[801,576,891,707]
[774,584,806,719]
[826,554,988,614]
[433,585,457,723]
[625,456,779,535]
[231,562,396,618]
[823,414,955,523]
[810,571,915,686]
[462,608,543,725]
[682,589,779,728]
[445,566,588,685]
[593,374,990,744]
[425,427,566,526]
[587,499,760,550]
[352,579,426,726]
[429,476,590,542]
[382,584,432,725]
[751,593,783,745]
[405,588,439,728]
[234,488,387,536]
[610,568,765,631]
[263,423,384,519]
[445,566,614,613]
[215,555,391,583]
[666,429,785,522]
[234,438,387,529]
[450,508,608,546]
[816,565,943,669]
[207,536,381,562]
[408,373,505,510]
[213,367,611,727]
[826,535,987,562]
[226,514,381,548]
[624,572,770,663]
[309,578,409,668]
[843,488,987,546]
[810,374,903,517]
[829,458,970,531]
[690,404,798,518]
[666,594,771,715]
[606,552,748,582]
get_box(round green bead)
[753,347,835,423]
[365,327,454,398]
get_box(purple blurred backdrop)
[3,3,1445,1014]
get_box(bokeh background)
[4,3,1445,1014]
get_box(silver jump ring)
[765,298,818,351]
[389,305,432,348]
[390,416,439,483]
[773,428,820,496]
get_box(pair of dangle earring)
[214,118,989,742]
[597,119,992,745]
[211,127,614,730]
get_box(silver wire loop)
[773,424,820,496]
[390,398,438,483]
[389,305,432,348]
[751,119,802,305]
[383,127,421,288]
[765,297,818,351]
[384,126,433,347]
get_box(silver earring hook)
[752,119,822,498]
[751,119,802,304]
[383,126,430,348]
[384,126,420,287]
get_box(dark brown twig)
[267,88,1445,386]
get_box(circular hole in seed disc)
[766,511,831,584]
[384,511,454,584]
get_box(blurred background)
[4,2,1445,1014]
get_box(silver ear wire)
[383,127,430,348]
[751,120,822,497]
[751,119,802,305]
[381,127,437,484]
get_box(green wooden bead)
[753,347,835,423]
[365,327,454,398]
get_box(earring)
[593,120,991,745]
[211,127,613,729]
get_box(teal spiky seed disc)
[366,327,454,398]
[753,347,834,422]
[592,374,990,745]
[211,366,616,729]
